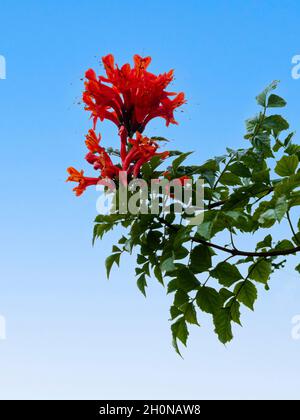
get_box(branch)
[192,236,300,257]
[206,186,274,210]
[156,216,300,258]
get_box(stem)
[206,184,274,211]
[287,211,300,246]
[230,228,237,250]
[208,154,236,208]
[229,259,261,308]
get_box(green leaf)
[234,280,257,310]
[171,317,189,347]
[267,94,287,108]
[181,303,199,325]
[274,196,288,221]
[197,221,213,240]
[252,168,270,183]
[295,264,300,274]
[256,80,279,107]
[174,246,189,260]
[137,254,147,264]
[170,305,182,320]
[285,142,300,156]
[105,253,121,278]
[264,115,289,133]
[137,274,147,297]
[112,245,121,253]
[275,155,299,176]
[154,265,164,285]
[196,287,221,314]
[275,240,295,251]
[167,279,178,294]
[258,196,288,225]
[172,152,193,172]
[228,162,251,178]
[219,172,242,186]
[160,255,176,273]
[176,267,201,292]
[213,308,233,344]
[256,234,272,250]
[292,232,300,246]
[174,290,189,308]
[228,300,242,325]
[219,288,234,305]
[273,139,283,152]
[210,262,243,287]
[190,245,212,273]
[249,260,272,284]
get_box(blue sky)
[0,0,300,399]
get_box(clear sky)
[0,0,300,400]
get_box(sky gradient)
[0,0,300,399]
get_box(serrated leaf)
[174,290,189,308]
[210,262,243,287]
[171,317,189,347]
[197,221,213,240]
[154,265,164,285]
[249,260,272,284]
[264,115,289,133]
[258,196,287,225]
[228,162,251,178]
[275,240,295,251]
[170,305,182,320]
[137,254,147,264]
[234,280,257,310]
[228,300,242,325]
[176,267,201,292]
[219,288,234,305]
[181,303,199,325]
[213,308,233,344]
[256,234,272,250]
[274,196,288,221]
[275,155,299,176]
[196,287,221,314]
[219,172,242,186]
[137,274,147,297]
[105,253,121,278]
[190,245,212,273]
[112,245,122,253]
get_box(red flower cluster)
[67,54,185,196]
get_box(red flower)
[66,167,99,196]
[83,54,186,136]
[67,54,184,196]
[84,129,120,179]
[123,132,169,177]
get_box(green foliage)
[92,83,300,355]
